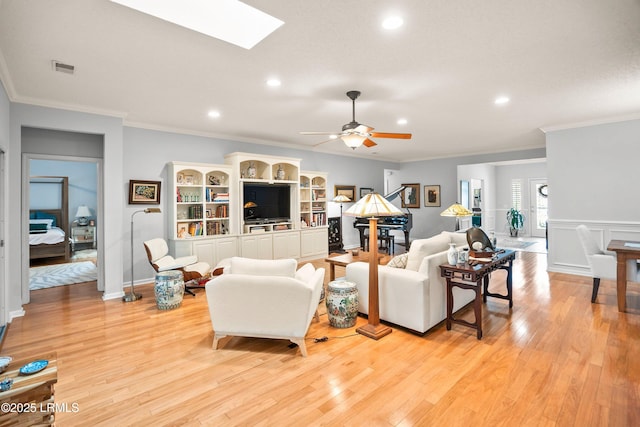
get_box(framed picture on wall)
[334,185,356,201]
[360,187,374,198]
[128,180,161,205]
[401,183,420,208]
[424,185,441,207]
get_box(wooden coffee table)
[325,251,391,281]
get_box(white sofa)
[205,257,325,357]
[345,231,474,334]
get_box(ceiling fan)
[300,90,412,149]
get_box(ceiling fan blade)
[312,138,338,147]
[369,132,412,139]
[363,138,377,148]
[300,131,338,135]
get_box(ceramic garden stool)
[326,280,358,328]
[154,270,184,310]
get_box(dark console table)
[439,249,516,339]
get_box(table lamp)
[75,205,92,226]
[125,207,161,303]
[344,193,402,339]
[440,203,473,231]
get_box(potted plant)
[506,208,525,237]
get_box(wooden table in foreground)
[439,250,516,339]
[606,240,640,312]
[324,251,391,281]
[0,352,58,426]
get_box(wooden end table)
[324,251,390,281]
[439,249,516,339]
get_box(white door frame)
[529,178,548,238]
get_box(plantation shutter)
[512,179,522,210]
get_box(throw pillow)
[387,253,408,269]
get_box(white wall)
[10,103,124,316]
[0,81,10,325]
[546,119,640,276]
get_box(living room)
[1,1,639,425]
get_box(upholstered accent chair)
[205,257,325,357]
[143,238,210,284]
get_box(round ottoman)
[154,270,184,310]
[326,280,358,328]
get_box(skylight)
[110,0,284,49]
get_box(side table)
[439,249,515,339]
[324,251,390,281]
[0,352,58,426]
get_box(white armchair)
[576,225,640,303]
[205,257,325,357]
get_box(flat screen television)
[243,183,291,223]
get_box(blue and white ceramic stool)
[154,270,184,310]
[326,280,358,328]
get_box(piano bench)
[363,234,395,255]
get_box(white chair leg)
[291,338,307,357]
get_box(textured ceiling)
[1,0,639,162]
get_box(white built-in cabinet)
[167,155,328,265]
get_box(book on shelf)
[215,205,228,218]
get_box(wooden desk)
[0,352,57,426]
[324,251,390,281]
[606,240,640,312]
[439,250,516,339]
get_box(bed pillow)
[29,223,49,233]
[34,212,57,227]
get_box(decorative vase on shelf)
[276,164,285,180]
[447,243,458,265]
[247,162,256,179]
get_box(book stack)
[215,205,228,218]
[206,222,225,235]
[213,192,229,202]
[188,205,203,219]
[188,222,204,236]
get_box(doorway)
[529,179,548,238]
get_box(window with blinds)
[512,179,522,210]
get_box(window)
[511,179,522,210]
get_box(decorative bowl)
[0,356,12,374]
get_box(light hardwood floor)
[3,252,640,426]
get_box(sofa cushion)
[230,257,297,277]
[387,253,408,269]
[295,263,316,282]
[406,233,452,271]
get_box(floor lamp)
[344,193,402,340]
[332,194,351,252]
[440,202,473,231]
[124,207,161,302]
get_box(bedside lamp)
[75,205,92,226]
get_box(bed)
[29,176,70,261]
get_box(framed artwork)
[360,187,374,198]
[401,183,420,208]
[334,185,356,201]
[128,180,161,205]
[424,185,441,207]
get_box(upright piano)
[353,186,413,249]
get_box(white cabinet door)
[193,240,216,267]
[300,228,328,259]
[215,237,238,263]
[273,231,300,259]
[241,234,273,259]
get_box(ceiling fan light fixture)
[342,133,366,149]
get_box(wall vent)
[52,60,74,74]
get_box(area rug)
[497,237,547,254]
[71,249,97,261]
[29,261,97,290]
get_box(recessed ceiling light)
[382,16,403,30]
[208,110,221,118]
[109,0,284,49]
[397,118,408,125]
[266,78,281,87]
[495,96,510,105]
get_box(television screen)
[243,183,291,222]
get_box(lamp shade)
[440,203,473,217]
[341,133,366,149]
[243,201,257,208]
[75,205,92,218]
[333,194,351,203]
[344,193,402,217]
